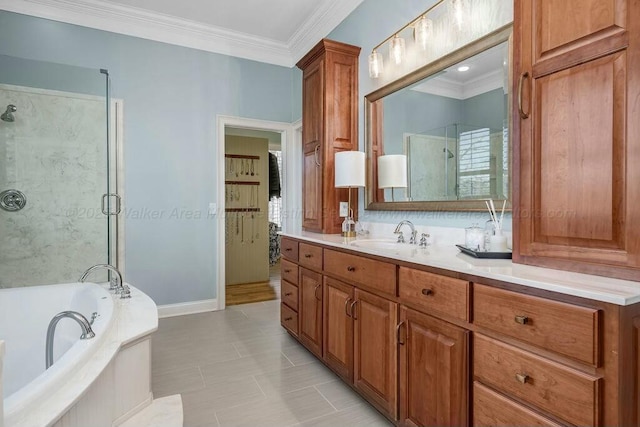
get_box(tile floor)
[152,299,393,427]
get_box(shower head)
[1,104,17,122]
[443,148,454,159]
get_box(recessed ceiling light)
[457,65,470,72]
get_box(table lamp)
[378,154,407,201]
[335,151,365,237]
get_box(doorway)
[216,116,300,310]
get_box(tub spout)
[46,311,95,369]
[79,264,123,294]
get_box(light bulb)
[368,50,383,78]
[414,16,433,51]
[389,35,406,65]
[451,0,466,31]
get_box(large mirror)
[365,25,512,211]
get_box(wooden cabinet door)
[299,267,323,357]
[353,288,398,419]
[301,57,324,232]
[398,307,468,427]
[514,0,640,280]
[323,277,354,382]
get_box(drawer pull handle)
[314,284,322,301]
[350,300,358,320]
[285,248,292,251]
[515,315,529,325]
[515,373,529,384]
[347,266,356,272]
[284,316,293,321]
[421,289,434,296]
[345,298,353,318]
[304,254,313,258]
[284,292,292,297]
[284,269,292,273]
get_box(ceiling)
[0,0,364,66]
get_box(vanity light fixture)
[378,154,407,202]
[451,0,466,31]
[335,151,366,237]
[389,34,406,65]
[368,49,384,78]
[414,15,433,51]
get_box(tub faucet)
[46,311,95,369]
[394,220,417,244]
[79,264,130,298]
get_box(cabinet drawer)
[324,249,396,297]
[399,267,469,321]
[473,284,600,365]
[282,280,298,311]
[281,303,298,336]
[281,259,298,285]
[474,334,600,427]
[473,382,563,427]
[299,243,323,270]
[281,238,299,261]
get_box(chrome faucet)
[394,220,418,244]
[79,264,130,298]
[46,311,95,369]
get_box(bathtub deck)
[151,299,392,427]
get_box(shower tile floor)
[151,299,393,427]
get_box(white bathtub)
[1,282,158,427]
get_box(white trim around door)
[216,115,300,310]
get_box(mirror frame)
[365,24,513,211]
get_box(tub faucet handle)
[120,285,131,299]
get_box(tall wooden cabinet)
[513,0,640,280]
[296,39,361,234]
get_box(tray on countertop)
[456,244,512,259]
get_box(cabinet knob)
[421,289,434,296]
[347,266,356,272]
[304,253,313,258]
[515,315,529,325]
[284,316,293,321]
[284,292,292,297]
[515,373,529,384]
[285,248,292,251]
[284,269,291,273]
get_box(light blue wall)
[323,0,512,229]
[0,11,293,305]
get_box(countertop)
[281,231,640,306]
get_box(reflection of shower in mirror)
[1,104,17,122]
[443,148,455,159]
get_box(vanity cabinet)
[353,288,398,418]
[322,277,354,382]
[298,267,323,358]
[513,0,640,280]
[296,39,361,234]
[398,306,468,427]
[281,236,640,426]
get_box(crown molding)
[288,0,364,65]
[412,68,504,100]
[0,0,364,67]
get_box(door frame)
[216,115,301,310]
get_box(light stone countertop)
[281,231,640,306]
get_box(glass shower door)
[0,55,115,288]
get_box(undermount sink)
[349,239,420,256]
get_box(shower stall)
[0,54,121,288]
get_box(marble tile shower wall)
[0,85,108,287]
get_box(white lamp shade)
[378,154,407,188]
[335,151,366,188]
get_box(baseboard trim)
[157,299,219,318]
